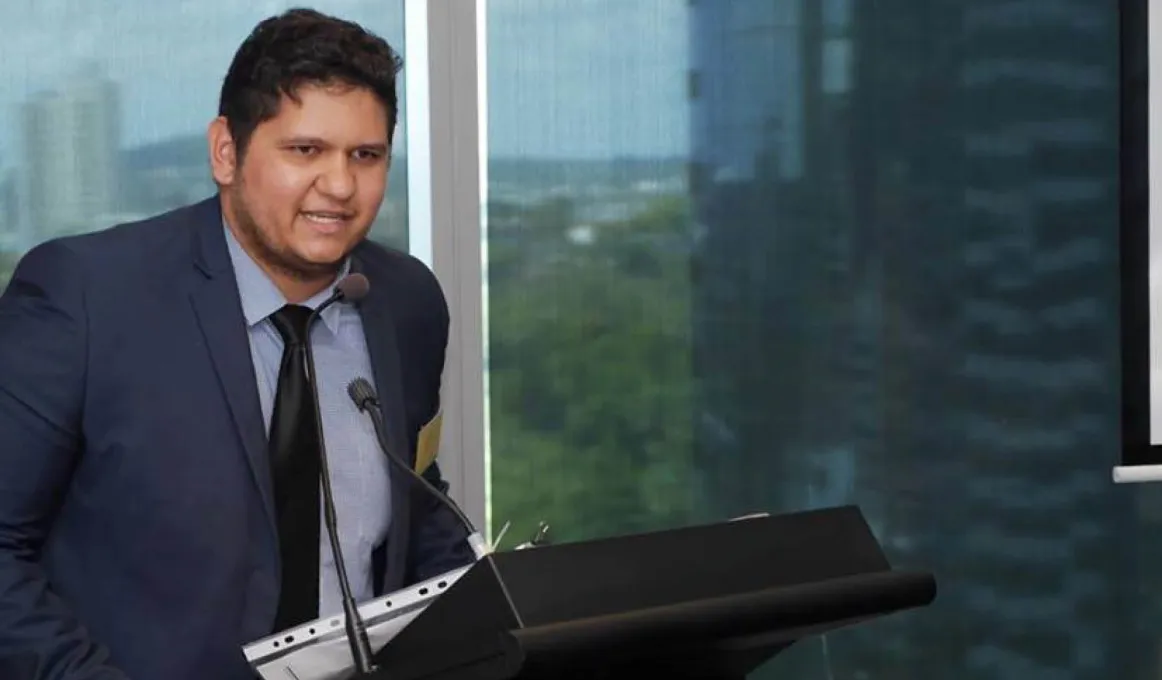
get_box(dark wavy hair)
[218,8,403,159]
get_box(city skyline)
[0,0,689,167]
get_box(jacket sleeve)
[406,458,477,583]
[405,267,475,583]
[0,241,129,680]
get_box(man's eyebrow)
[278,136,388,152]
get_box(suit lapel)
[352,252,413,590]
[188,200,277,540]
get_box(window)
[0,1,408,289]
[481,1,1155,678]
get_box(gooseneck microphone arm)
[346,377,489,561]
[302,273,376,676]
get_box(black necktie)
[268,304,321,631]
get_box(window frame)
[406,0,489,533]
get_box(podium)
[369,505,936,680]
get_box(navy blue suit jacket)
[0,197,473,679]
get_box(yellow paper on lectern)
[415,409,443,474]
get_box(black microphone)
[346,377,489,561]
[302,272,377,676]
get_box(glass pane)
[0,1,407,290]
[484,1,1147,678]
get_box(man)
[0,9,473,680]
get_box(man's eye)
[353,149,384,161]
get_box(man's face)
[210,83,390,288]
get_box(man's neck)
[270,269,336,305]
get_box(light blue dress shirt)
[224,225,391,616]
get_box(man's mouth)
[301,210,354,224]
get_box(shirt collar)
[223,221,350,335]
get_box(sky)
[0,0,689,164]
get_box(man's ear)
[207,116,238,186]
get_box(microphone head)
[346,377,378,410]
[335,273,370,302]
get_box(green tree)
[487,194,703,546]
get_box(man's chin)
[300,258,347,278]
[276,251,347,282]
